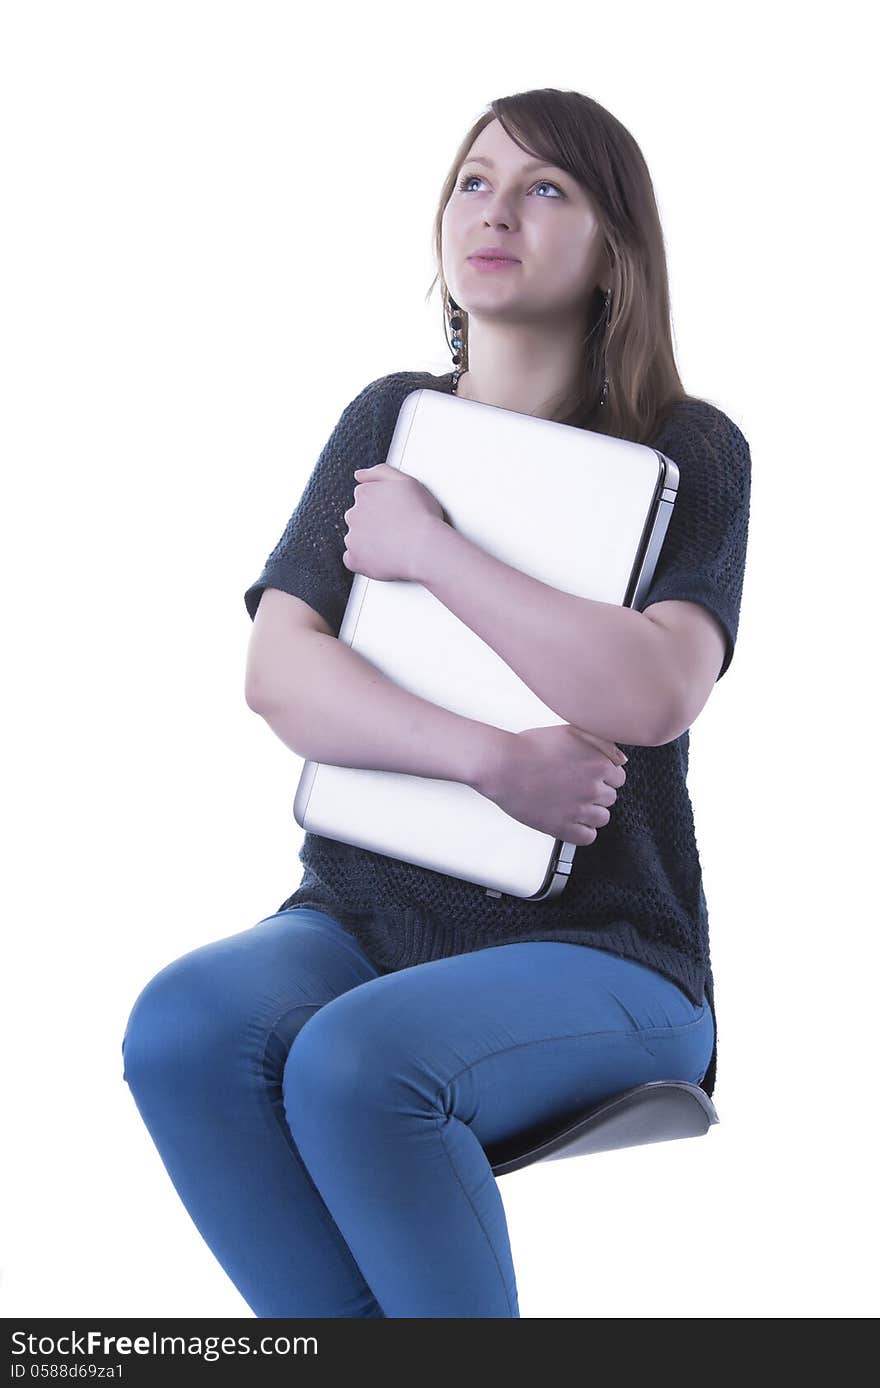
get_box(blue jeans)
[121,906,714,1318]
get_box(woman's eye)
[457,173,564,198]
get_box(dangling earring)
[447,294,465,394]
[599,286,612,407]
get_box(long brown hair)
[427,88,708,444]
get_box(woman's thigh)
[285,940,714,1152]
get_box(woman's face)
[441,118,608,329]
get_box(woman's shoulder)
[368,368,455,398]
[342,371,452,459]
[659,395,749,455]
[360,369,455,433]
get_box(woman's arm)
[248,625,512,791]
[417,518,679,747]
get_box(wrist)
[414,515,454,587]
[468,724,514,797]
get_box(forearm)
[249,631,507,789]
[418,519,677,746]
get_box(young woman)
[122,88,750,1319]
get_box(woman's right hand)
[474,724,628,844]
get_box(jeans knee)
[281,999,415,1131]
[121,951,235,1095]
[121,958,183,1091]
[282,1004,376,1114]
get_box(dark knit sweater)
[245,370,752,1098]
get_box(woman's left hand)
[343,464,447,583]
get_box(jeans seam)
[434,1113,518,1317]
[440,1006,711,1099]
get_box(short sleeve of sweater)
[635,402,752,681]
[243,378,385,634]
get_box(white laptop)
[293,386,679,901]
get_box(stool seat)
[485,1080,719,1177]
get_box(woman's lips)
[467,256,521,271]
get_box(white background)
[3,0,877,1321]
